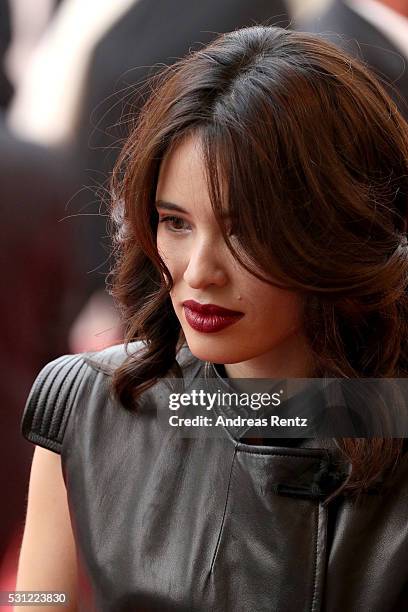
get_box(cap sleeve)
[21,354,91,454]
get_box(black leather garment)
[21,342,408,611]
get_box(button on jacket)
[21,342,408,611]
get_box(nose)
[183,237,228,289]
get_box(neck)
[376,0,408,19]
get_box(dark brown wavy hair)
[108,25,408,500]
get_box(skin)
[15,447,78,610]
[155,134,314,379]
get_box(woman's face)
[155,134,312,378]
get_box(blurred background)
[1,0,407,594]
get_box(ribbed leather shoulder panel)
[21,343,205,454]
[21,354,92,453]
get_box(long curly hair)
[108,25,408,499]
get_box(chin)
[183,331,248,364]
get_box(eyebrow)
[155,199,233,219]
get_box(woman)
[18,26,408,611]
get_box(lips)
[182,300,244,333]
[182,300,243,317]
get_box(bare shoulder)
[15,446,78,611]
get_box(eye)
[158,215,192,233]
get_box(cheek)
[157,230,172,263]
[157,235,184,278]
[254,286,304,330]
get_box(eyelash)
[158,214,236,237]
[158,215,191,232]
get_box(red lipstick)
[182,300,244,333]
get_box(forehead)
[156,134,207,204]
[155,133,230,219]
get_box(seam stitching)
[310,461,323,612]
[237,450,328,460]
[209,444,238,575]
